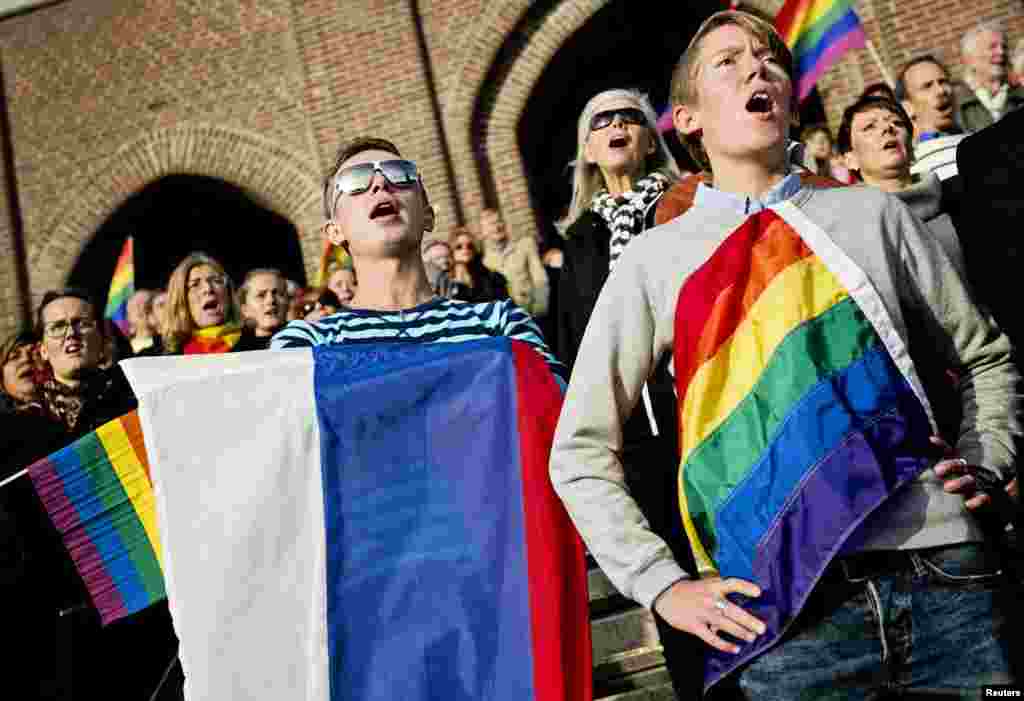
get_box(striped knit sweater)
[270,297,567,382]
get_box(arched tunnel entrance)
[67,175,307,303]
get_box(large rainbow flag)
[29,340,589,701]
[28,410,164,626]
[104,235,135,336]
[672,203,935,690]
[775,0,867,101]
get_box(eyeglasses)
[333,159,420,198]
[43,317,97,339]
[589,107,648,132]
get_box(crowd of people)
[1,8,1023,700]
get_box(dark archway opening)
[517,0,719,249]
[517,1,830,249]
[67,175,307,303]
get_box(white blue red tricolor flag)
[117,339,590,701]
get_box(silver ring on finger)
[713,597,728,613]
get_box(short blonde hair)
[670,10,794,171]
[162,252,237,354]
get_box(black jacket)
[232,327,275,352]
[954,107,1024,351]
[555,206,701,697]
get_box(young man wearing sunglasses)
[550,10,1020,699]
[271,136,566,383]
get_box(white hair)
[1013,38,1024,73]
[557,88,682,234]
[961,20,1006,59]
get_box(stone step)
[588,564,632,617]
[596,667,677,701]
[587,562,678,701]
[590,606,663,670]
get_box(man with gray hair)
[955,20,1024,132]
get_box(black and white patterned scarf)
[591,172,669,271]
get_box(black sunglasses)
[589,107,648,132]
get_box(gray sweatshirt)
[894,172,964,276]
[550,180,1021,610]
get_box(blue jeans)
[710,542,1019,700]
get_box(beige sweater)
[483,236,550,317]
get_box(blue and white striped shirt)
[271,297,567,382]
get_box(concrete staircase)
[588,558,678,701]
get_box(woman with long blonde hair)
[162,252,241,354]
[556,88,681,365]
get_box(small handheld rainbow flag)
[104,235,135,336]
[28,410,165,626]
[316,238,351,287]
[774,0,867,101]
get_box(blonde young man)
[551,10,1019,699]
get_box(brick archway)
[439,0,614,239]
[483,0,611,244]
[30,123,322,298]
[443,0,536,219]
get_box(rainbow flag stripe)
[774,0,867,101]
[28,411,165,625]
[105,235,135,336]
[182,323,243,354]
[672,207,934,690]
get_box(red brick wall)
[0,0,1018,340]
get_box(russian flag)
[119,339,591,701]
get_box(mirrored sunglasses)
[334,159,419,197]
[589,107,647,132]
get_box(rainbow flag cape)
[27,410,164,626]
[104,235,135,336]
[775,0,867,101]
[672,203,935,690]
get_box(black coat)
[555,209,679,450]
[954,108,1024,351]
[555,208,701,698]
[232,327,275,352]
[460,260,509,304]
